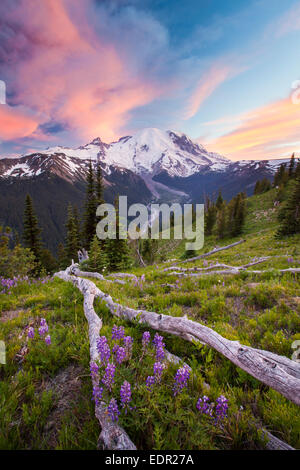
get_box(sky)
[0,0,300,161]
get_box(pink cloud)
[0,0,166,143]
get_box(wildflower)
[173,366,190,396]
[92,385,103,406]
[153,362,164,382]
[124,335,133,360]
[102,363,116,391]
[97,336,111,365]
[27,327,35,339]
[90,362,99,380]
[113,345,126,364]
[142,331,151,350]
[196,395,213,416]
[153,333,165,361]
[120,380,131,409]
[107,398,120,422]
[215,395,228,421]
[145,375,156,391]
[45,335,51,346]
[112,325,125,341]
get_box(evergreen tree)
[83,160,97,250]
[216,202,227,239]
[273,163,288,187]
[204,198,216,235]
[57,243,68,270]
[254,180,261,195]
[88,234,107,272]
[65,204,80,264]
[23,194,42,265]
[215,190,224,210]
[288,153,295,178]
[277,176,300,236]
[95,161,105,206]
[106,197,131,271]
[295,159,300,179]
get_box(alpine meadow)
[0,0,300,456]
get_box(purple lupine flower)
[172,366,190,396]
[215,395,228,421]
[90,362,99,380]
[196,396,213,416]
[107,398,120,422]
[40,318,47,327]
[113,345,126,364]
[101,363,116,391]
[145,375,156,391]
[45,335,51,346]
[92,385,103,406]
[97,336,111,365]
[153,333,165,361]
[27,327,35,339]
[120,380,131,408]
[142,331,151,350]
[153,362,164,382]
[287,257,294,264]
[111,325,125,341]
[155,344,165,361]
[123,335,133,360]
[153,333,165,348]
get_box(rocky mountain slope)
[0,128,290,251]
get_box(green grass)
[0,189,299,449]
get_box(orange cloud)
[0,105,41,140]
[206,97,300,160]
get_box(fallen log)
[164,257,270,273]
[55,267,300,406]
[175,239,246,264]
[54,268,136,450]
[168,267,300,278]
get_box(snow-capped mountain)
[0,127,290,184]
[0,127,293,252]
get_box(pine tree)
[273,163,288,187]
[232,193,246,236]
[277,176,300,236]
[83,160,97,250]
[89,234,107,272]
[23,194,42,265]
[95,161,105,207]
[106,197,131,271]
[216,202,227,239]
[204,198,216,235]
[215,190,224,210]
[57,243,68,269]
[295,159,300,179]
[65,204,80,264]
[288,153,295,178]
[254,180,262,195]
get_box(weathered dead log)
[55,268,300,406]
[164,257,270,273]
[136,246,146,267]
[175,239,246,265]
[78,248,89,263]
[168,267,300,278]
[54,269,136,450]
